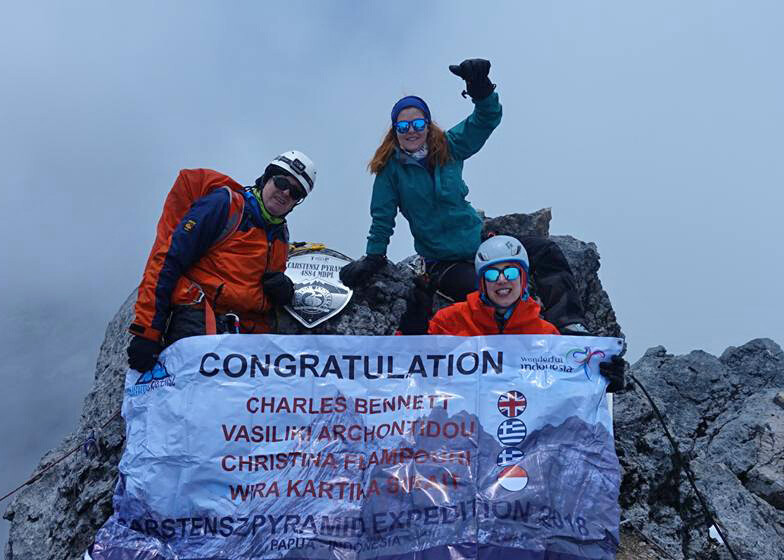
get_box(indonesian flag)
[498,465,529,491]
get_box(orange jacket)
[428,291,560,336]
[131,169,288,342]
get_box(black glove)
[449,58,495,100]
[339,254,387,288]
[599,355,627,393]
[399,278,434,335]
[127,335,162,372]
[262,271,295,305]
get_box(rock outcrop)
[3,293,133,560]
[4,209,781,559]
[616,339,784,559]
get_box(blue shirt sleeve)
[151,189,231,331]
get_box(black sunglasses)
[271,176,306,201]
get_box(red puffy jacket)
[428,291,560,336]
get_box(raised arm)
[445,59,502,161]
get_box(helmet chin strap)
[479,283,517,323]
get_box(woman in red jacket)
[401,235,625,390]
[428,235,558,336]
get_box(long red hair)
[368,122,451,174]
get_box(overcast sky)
[1,0,783,550]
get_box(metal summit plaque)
[284,246,354,328]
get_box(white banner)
[91,334,622,560]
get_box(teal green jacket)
[365,92,502,261]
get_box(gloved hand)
[127,335,162,372]
[261,272,294,305]
[599,355,627,393]
[398,278,434,335]
[339,254,387,288]
[263,272,295,305]
[449,58,496,100]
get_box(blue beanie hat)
[390,95,431,125]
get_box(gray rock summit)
[4,209,782,559]
[616,339,784,559]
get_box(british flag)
[497,390,527,417]
[496,447,524,466]
[497,419,527,445]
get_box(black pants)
[163,306,240,347]
[425,236,585,330]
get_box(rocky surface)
[3,293,133,560]
[4,209,781,559]
[615,339,784,559]
[276,208,622,340]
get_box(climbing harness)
[406,255,456,303]
[223,313,240,334]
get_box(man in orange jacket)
[400,235,625,391]
[127,150,316,373]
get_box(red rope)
[0,410,121,504]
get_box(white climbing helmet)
[474,235,529,276]
[265,150,317,196]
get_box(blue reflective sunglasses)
[394,118,428,134]
[483,266,521,282]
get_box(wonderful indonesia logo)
[564,347,606,380]
[519,353,574,374]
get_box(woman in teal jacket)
[340,59,588,332]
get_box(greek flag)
[496,447,524,466]
[497,418,527,445]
